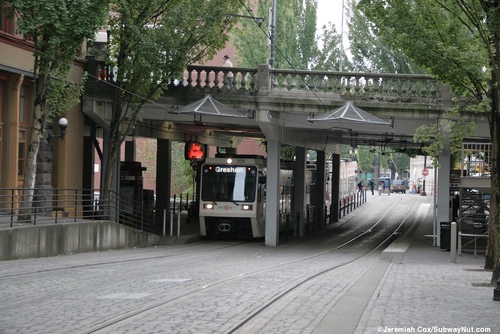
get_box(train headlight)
[204,203,214,209]
[241,204,252,210]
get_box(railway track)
[81,196,419,334]
[0,195,427,334]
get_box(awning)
[175,95,247,118]
[307,101,391,125]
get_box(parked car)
[392,180,408,193]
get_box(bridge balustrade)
[87,59,450,103]
[181,65,449,101]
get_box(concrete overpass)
[82,64,491,246]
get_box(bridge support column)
[294,147,306,237]
[124,139,136,161]
[436,131,451,247]
[265,139,281,246]
[330,154,340,223]
[315,151,326,227]
[156,139,172,227]
[256,109,282,246]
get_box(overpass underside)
[82,64,491,246]
[83,64,489,152]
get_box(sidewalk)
[355,208,498,333]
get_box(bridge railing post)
[258,64,271,91]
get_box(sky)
[317,0,346,34]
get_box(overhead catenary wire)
[27,2,355,137]
[237,0,351,132]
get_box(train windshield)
[201,165,258,202]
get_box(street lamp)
[49,117,68,142]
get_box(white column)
[265,139,281,246]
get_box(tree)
[358,0,500,284]
[4,0,110,220]
[347,0,423,74]
[101,0,242,206]
[171,142,195,195]
[232,0,344,71]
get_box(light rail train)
[198,155,357,239]
[198,155,293,239]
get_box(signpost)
[421,168,428,196]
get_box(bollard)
[285,213,290,241]
[494,279,500,301]
[163,209,167,237]
[297,211,302,238]
[173,194,177,215]
[170,208,174,237]
[177,206,181,236]
[324,206,327,226]
[450,222,457,263]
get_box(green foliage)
[171,142,195,195]
[45,74,87,119]
[348,0,424,74]
[414,107,478,168]
[100,0,243,194]
[355,146,376,172]
[106,0,243,120]
[358,0,490,99]
[6,0,110,197]
[281,145,296,161]
[341,144,410,177]
[8,0,109,115]
[135,140,195,196]
[232,0,344,71]
[358,0,500,279]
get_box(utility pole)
[340,0,345,71]
[268,0,276,67]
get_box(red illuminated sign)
[185,142,206,161]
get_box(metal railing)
[0,188,161,234]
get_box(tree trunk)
[18,104,44,222]
[485,25,500,282]
[488,92,500,283]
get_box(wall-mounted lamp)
[49,117,68,142]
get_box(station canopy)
[175,95,247,118]
[307,101,391,125]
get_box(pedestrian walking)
[368,179,375,195]
[357,180,364,193]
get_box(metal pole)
[163,209,166,237]
[450,222,457,263]
[268,0,276,67]
[177,208,181,237]
[339,0,345,71]
[170,209,173,237]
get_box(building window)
[0,4,14,34]
[18,130,26,176]
[19,85,28,124]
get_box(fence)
[0,188,195,236]
[1,187,366,238]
